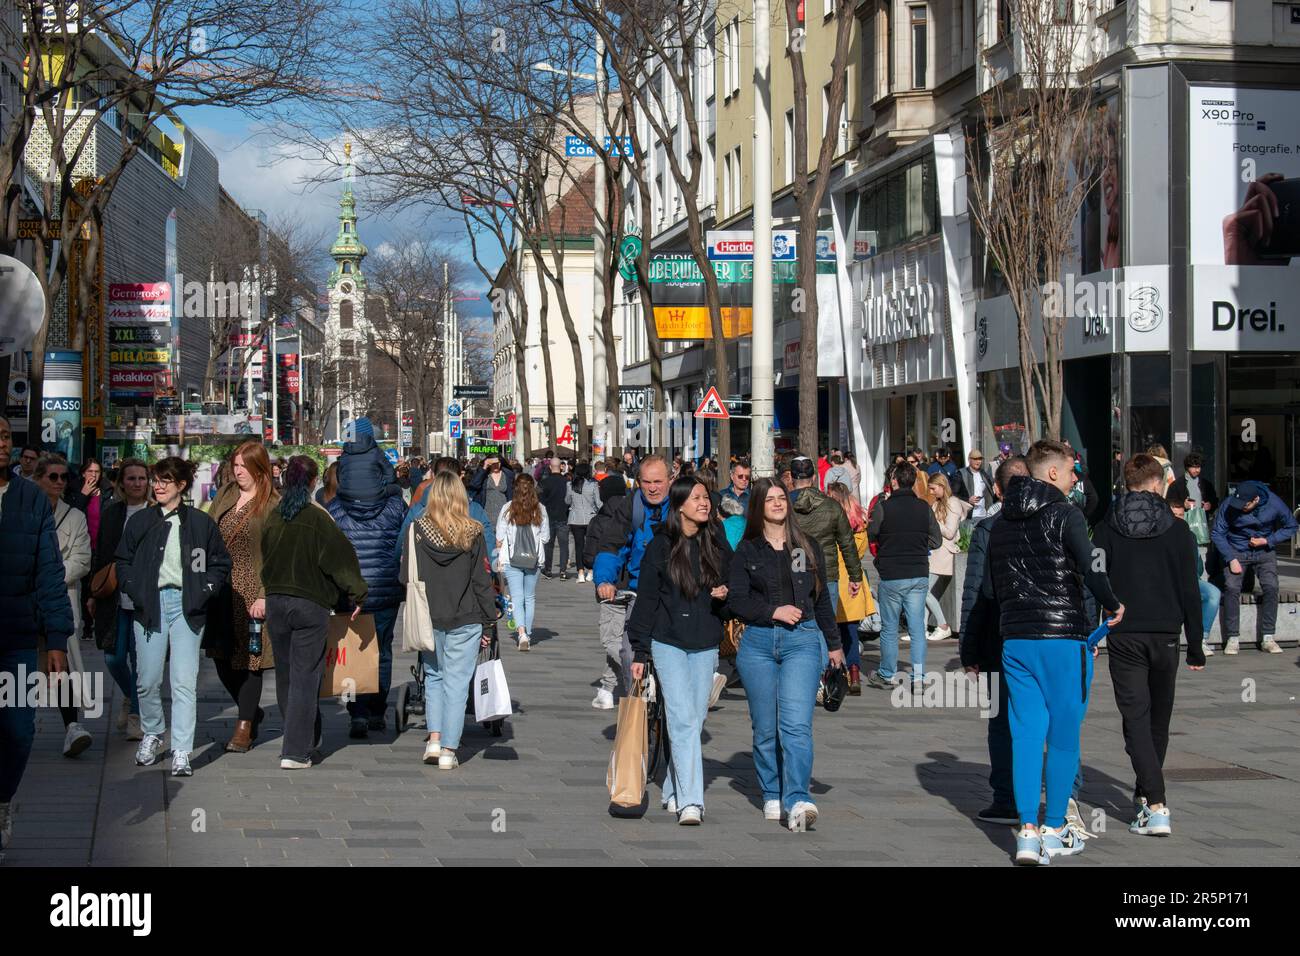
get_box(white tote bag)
[401,523,439,654]
[473,658,513,722]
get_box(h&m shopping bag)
[320,612,379,699]
[606,681,649,813]
[473,657,513,722]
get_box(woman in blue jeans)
[495,473,549,651]
[405,472,499,769]
[728,478,843,832]
[627,476,733,825]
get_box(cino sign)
[860,280,937,347]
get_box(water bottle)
[248,617,263,656]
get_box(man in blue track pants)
[988,439,1124,866]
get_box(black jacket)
[627,524,733,663]
[1092,491,1204,665]
[959,510,1000,670]
[468,466,514,510]
[989,476,1120,642]
[537,472,570,523]
[955,465,995,513]
[400,518,497,632]
[0,474,72,653]
[727,536,840,651]
[866,487,943,581]
[115,504,232,634]
[91,499,136,649]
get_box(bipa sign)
[706,230,798,262]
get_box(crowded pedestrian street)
[6,578,1298,868]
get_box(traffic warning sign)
[694,386,730,420]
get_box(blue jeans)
[876,576,930,682]
[1199,579,1221,637]
[103,608,139,716]
[736,620,827,812]
[652,640,718,812]
[134,588,204,754]
[1002,638,1093,829]
[348,604,398,720]
[501,566,540,634]
[0,649,38,803]
[421,622,483,750]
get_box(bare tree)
[967,1,1104,440]
[366,240,462,455]
[784,0,854,457]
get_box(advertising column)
[42,350,83,462]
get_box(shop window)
[855,154,939,255]
[1128,354,1171,458]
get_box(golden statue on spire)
[344,141,352,160]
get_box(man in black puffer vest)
[1092,454,1203,838]
[988,439,1124,866]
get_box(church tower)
[325,142,369,441]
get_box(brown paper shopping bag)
[606,681,649,813]
[320,613,379,699]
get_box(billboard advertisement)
[1188,86,1300,350]
[41,350,83,462]
[107,283,171,323]
[647,254,799,340]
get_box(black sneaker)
[541,570,555,579]
[367,716,387,733]
[348,717,369,739]
[976,804,1019,826]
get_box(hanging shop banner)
[41,350,83,462]
[107,283,171,323]
[109,347,171,366]
[648,255,798,340]
[1188,86,1300,350]
[468,441,501,456]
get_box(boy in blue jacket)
[1210,480,1297,655]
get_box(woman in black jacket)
[728,478,843,832]
[627,476,732,825]
[115,457,232,777]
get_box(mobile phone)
[1256,177,1300,259]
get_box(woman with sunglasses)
[115,457,232,777]
[627,476,733,824]
[728,478,843,831]
[34,453,94,757]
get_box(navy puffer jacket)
[0,475,73,652]
[327,493,407,610]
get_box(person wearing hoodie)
[468,453,514,529]
[988,440,1124,865]
[1210,478,1296,655]
[822,452,853,493]
[0,416,75,856]
[403,471,498,770]
[1092,454,1204,838]
[327,463,408,740]
[337,417,399,503]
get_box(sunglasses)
[47,472,69,482]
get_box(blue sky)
[186,105,502,320]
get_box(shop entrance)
[1227,354,1299,510]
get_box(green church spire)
[328,141,367,290]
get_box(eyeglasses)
[152,477,177,487]
[971,457,984,463]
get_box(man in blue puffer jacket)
[1211,479,1297,655]
[0,416,73,855]
[328,486,407,738]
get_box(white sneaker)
[1202,640,1215,657]
[1066,799,1095,842]
[763,799,782,821]
[707,672,727,709]
[664,797,678,814]
[788,801,818,831]
[1261,637,1283,654]
[135,733,165,766]
[591,688,615,710]
[518,633,530,652]
[438,751,459,770]
[901,633,911,643]
[927,624,952,642]
[678,805,702,825]
[125,713,143,741]
[1224,637,1240,655]
[423,738,441,763]
[62,722,92,758]
[280,757,312,769]
[170,751,192,777]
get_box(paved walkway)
[7,578,1300,866]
